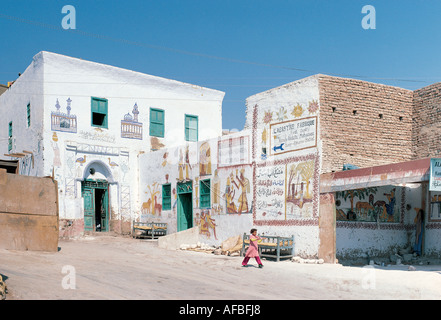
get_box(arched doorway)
[81,160,113,232]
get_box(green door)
[82,180,109,232]
[177,181,193,232]
[82,188,95,232]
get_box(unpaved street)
[1,233,441,300]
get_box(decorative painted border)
[252,152,320,226]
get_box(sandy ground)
[1,233,441,300]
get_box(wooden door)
[82,188,95,232]
[178,193,193,232]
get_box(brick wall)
[412,82,441,159]
[318,75,414,173]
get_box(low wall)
[0,169,59,251]
[158,226,200,250]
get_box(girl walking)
[242,228,265,268]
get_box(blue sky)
[1,0,441,130]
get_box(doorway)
[177,181,193,232]
[82,180,109,232]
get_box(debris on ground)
[291,256,324,264]
[179,242,217,253]
[179,235,244,256]
[220,235,243,256]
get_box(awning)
[320,158,430,193]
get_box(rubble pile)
[179,235,244,256]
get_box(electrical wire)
[0,13,435,85]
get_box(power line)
[0,13,434,85]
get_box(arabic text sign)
[255,164,286,220]
[430,158,441,191]
[270,116,317,155]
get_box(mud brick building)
[318,75,414,173]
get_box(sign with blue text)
[429,158,441,191]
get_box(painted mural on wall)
[216,165,253,215]
[141,182,162,216]
[199,141,212,176]
[218,135,250,167]
[51,98,77,133]
[430,191,441,222]
[178,145,193,181]
[254,153,319,225]
[336,186,401,223]
[121,103,143,140]
[285,159,315,219]
[197,209,217,239]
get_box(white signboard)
[270,116,317,155]
[430,158,441,191]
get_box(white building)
[0,51,225,236]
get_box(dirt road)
[1,233,441,300]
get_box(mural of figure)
[199,142,211,176]
[212,169,220,205]
[414,208,424,256]
[383,188,396,222]
[184,146,192,179]
[199,209,217,239]
[225,177,237,213]
[195,177,199,208]
[178,149,184,181]
[235,168,250,213]
[51,133,61,167]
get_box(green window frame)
[8,121,12,152]
[185,114,198,142]
[27,103,31,127]
[91,97,108,128]
[150,108,164,137]
[200,179,211,209]
[162,184,171,210]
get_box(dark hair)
[250,228,257,234]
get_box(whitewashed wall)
[138,130,254,246]
[0,54,45,176]
[245,75,322,258]
[0,51,224,234]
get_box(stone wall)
[318,75,414,173]
[412,82,441,159]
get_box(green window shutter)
[185,115,198,142]
[91,97,108,128]
[27,103,31,127]
[8,121,12,152]
[200,179,211,208]
[150,108,164,137]
[162,184,171,210]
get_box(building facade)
[140,74,441,261]
[3,52,441,261]
[0,51,224,237]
